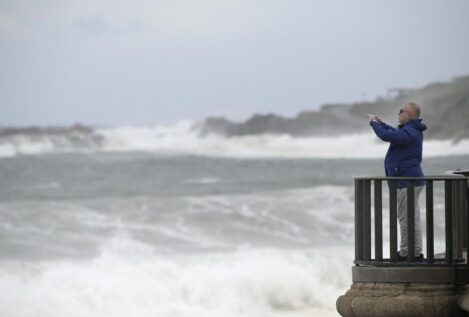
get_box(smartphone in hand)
[367,114,380,121]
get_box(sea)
[1,121,469,317]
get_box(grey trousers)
[397,185,424,257]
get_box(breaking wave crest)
[1,122,469,159]
[0,233,351,317]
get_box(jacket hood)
[401,118,427,131]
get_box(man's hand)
[367,114,381,122]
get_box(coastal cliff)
[196,75,469,141]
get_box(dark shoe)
[397,253,425,262]
[397,252,407,262]
[416,253,427,263]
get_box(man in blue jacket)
[368,102,427,262]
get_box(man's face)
[398,104,414,124]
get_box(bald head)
[404,102,421,118]
[398,102,421,124]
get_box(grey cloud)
[1,0,469,126]
[75,15,119,36]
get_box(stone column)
[336,266,469,317]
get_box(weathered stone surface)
[458,285,469,313]
[352,266,458,283]
[336,282,465,317]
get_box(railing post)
[426,180,434,263]
[445,180,454,264]
[465,179,469,267]
[374,180,383,261]
[465,180,469,254]
[454,180,466,261]
[407,181,416,262]
[389,180,398,262]
[363,180,372,261]
[355,179,364,262]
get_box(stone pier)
[337,266,469,317]
[339,175,469,317]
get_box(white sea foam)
[0,187,355,316]
[0,233,350,317]
[0,143,17,158]
[182,185,355,247]
[183,177,220,184]
[1,121,468,158]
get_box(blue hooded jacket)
[370,118,427,188]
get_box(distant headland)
[2,76,468,143]
[196,75,469,142]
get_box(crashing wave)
[1,122,469,159]
[0,124,104,157]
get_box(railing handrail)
[355,176,469,181]
[354,176,469,267]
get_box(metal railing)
[354,176,469,266]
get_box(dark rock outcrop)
[196,75,469,141]
[0,123,104,149]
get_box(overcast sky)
[1,0,469,126]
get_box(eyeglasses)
[399,109,411,115]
